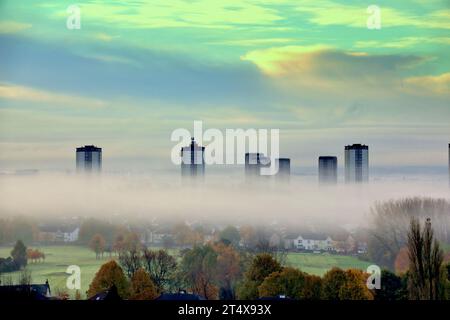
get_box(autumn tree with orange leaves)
[88,260,129,299]
[130,268,158,300]
[89,234,106,259]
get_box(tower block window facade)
[76,145,102,172]
[345,144,368,183]
[319,156,338,184]
[181,138,205,177]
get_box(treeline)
[367,197,450,270]
[0,240,28,273]
[85,217,450,300]
[0,218,38,245]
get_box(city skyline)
[0,1,449,171]
[66,142,450,183]
[1,1,450,307]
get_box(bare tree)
[368,197,450,269]
[118,248,141,278]
[407,217,444,300]
[142,248,177,292]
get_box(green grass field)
[0,245,371,298]
[0,245,107,298]
[285,252,372,276]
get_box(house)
[139,225,172,246]
[38,225,80,243]
[291,233,334,251]
[63,227,80,242]
[0,280,52,300]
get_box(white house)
[290,234,334,251]
[63,227,80,242]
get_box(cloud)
[295,1,450,29]
[50,1,282,30]
[403,72,450,96]
[242,45,449,130]
[93,33,118,42]
[0,83,106,108]
[0,21,32,34]
[242,45,425,81]
[208,38,296,47]
[354,37,450,49]
[241,45,332,75]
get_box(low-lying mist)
[0,172,449,229]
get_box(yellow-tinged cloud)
[51,0,282,30]
[241,45,331,75]
[93,33,118,42]
[0,83,106,108]
[208,38,296,47]
[242,45,440,101]
[242,45,424,78]
[0,21,32,34]
[403,73,450,96]
[295,1,450,29]
[354,37,450,49]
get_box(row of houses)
[269,230,367,254]
[34,222,368,255]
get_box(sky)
[0,0,449,172]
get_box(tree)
[79,218,117,245]
[407,217,445,300]
[27,249,45,263]
[11,240,27,269]
[213,242,242,299]
[237,253,282,299]
[173,223,193,246]
[173,223,203,247]
[394,247,409,274]
[0,257,16,273]
[258,267,307,299]
[180,245,218,300]
[89,234,106,259]
[239,226,257,249]
[375,269,407,300]
[368,198,450,270]
[124,232,141,252]
[218,226,241,247]
[444,263,450,299]
[142,248,177,292]
[113,233,126,254]
[130,268,158,300]
[88,260,129,299]
[118,234,142,278]
[446,263,450,282]
[302,274,323,299]
[338,269,374,300]
[321,268,373,300]
[321,267,347,300]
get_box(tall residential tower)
[181,137,205,177]
[245,153,269,178]
[76,145,102,172]
[319,156,338,184]
[275,158,290,182]
[345,144,369,183]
